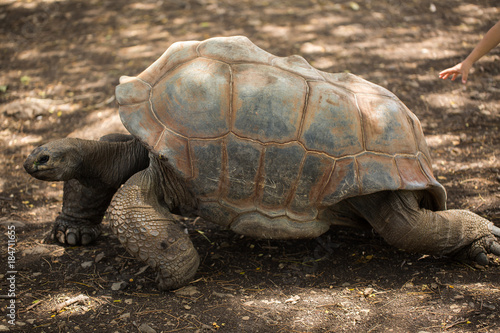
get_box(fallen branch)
[52,294,89,313]
[23,300,43,312]
[445,319,470,330]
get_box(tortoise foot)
[118,230,200,291]
[454,232,500,266]
[50,216,101,245]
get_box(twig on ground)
[52,294,89,313]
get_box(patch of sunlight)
[261,24,292,38]
[310,57,335,70]
[226,288,376,331]
[368,36,457,61]
[26,204,62,219]
[118,45,156,60]
[456,3,496,18]
[425,134,461,149]
[333,24,365,38]
[306,15,351,30]
[119,23,150,39]
[68,108,127,140]
[26,292,102,320]
[127,2,159,11]
[420,92,469,111]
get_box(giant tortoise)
[24,36,500,290]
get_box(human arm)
[439,20,500,84]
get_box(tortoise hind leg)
[343,190,500,264]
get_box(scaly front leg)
[107,162,199,290]
[50,134,146,245]
[51,179,109,245]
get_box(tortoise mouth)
[28,167,56,180]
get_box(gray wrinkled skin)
[340,190,500,265]
[24,134,149,245]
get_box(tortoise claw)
[489,224,500,237]
[475,252,489,266]
[66,231,78,245]
[55,230,66,244]
[52,218,101,245]
[489,242,500,256]
[467,238,500,266]
[81,233,94,245]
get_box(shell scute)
[259,143,305,215]
[197,201,237,229]
[322,72,394,97]
[115,77,151,105]
[321,158,360,206]
[156,130,191,178]
[357,153,400,193]
[300,81,364,157]
[120,102,163,149]
[289,153,333,217]
[232,64,306,143]
[225,135,261,208]
[138,40,199,86]
[152,58,231,138]
[272,55,323,81]
[189,139,223,198]
[358,95,417,155]
[395,156,430,190]
[198,35,274,64]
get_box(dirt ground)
[1,0,499,332]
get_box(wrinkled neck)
[140,155,197,215]
[77,138,149,189]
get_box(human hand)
[438,61,472,84]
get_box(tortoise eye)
[38,155,50,164]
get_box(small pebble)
[119,312,130,320]
[111,281,126,291]
[138,323,156,333]
[483,303,496,310]
[81,261,93,269]
[363,287,374,296]
[95,252,105,263]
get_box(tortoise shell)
[115,36,446,239]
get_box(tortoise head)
[24,138,83,181]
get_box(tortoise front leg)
[51,134,138,245]
[107,161,199,290]
[345,190,500,264]
[52,179,110,245]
